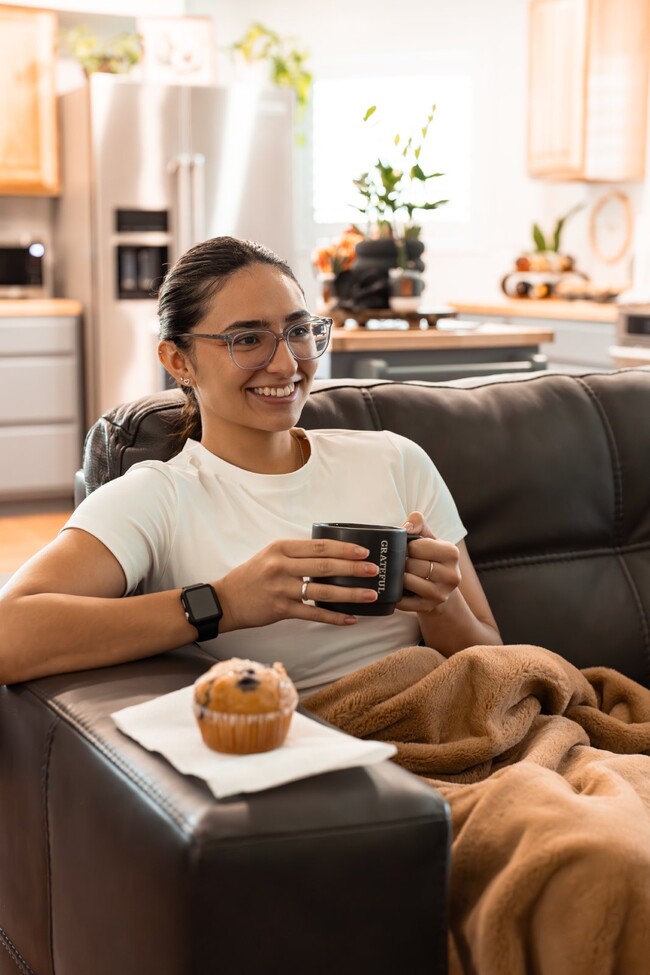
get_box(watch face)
[186,586,220,618]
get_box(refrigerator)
[54,74,295,425]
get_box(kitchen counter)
[449,299,619,324]
[329,322,554,382]
[0,299,82,317]
[331,322,554,352]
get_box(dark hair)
[158,236,302,444]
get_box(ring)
[301,580,310,603]
[425,561,435,582]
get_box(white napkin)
[111,685,397,799]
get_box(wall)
[187,0,545,308]
[190,0,649,308]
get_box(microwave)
[0,242,50,298]
[617,304,650,348]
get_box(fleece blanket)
[302,644,650,975]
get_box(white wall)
[188,0,545,307]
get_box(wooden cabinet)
[527,0,650,181]
[0,6,60,195]
[0,305,82,499]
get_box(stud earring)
[181,377,191,386]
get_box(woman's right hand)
[214,539,379,630]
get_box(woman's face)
[182,263,320,442]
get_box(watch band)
[180,583,223,642]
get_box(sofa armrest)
[0,646,450,975]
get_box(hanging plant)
[62,25,142,76]
[230,23,312,142]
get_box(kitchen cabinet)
[0,301,82,499]
[527,0,650,181]
[0,7,60,195]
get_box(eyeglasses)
[176,317,333,371]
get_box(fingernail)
[402,521,414,531]
[354,546,370,556]
[363,563,378,575]
[362,590,378,601]
[344,616,358,624]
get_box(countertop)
[449,299,619,324]
[0,299,82,317]
[331,322,554,352]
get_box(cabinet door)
[527,0,589,178]
[583,0,650,181]
[0,7,59,195]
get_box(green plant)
[62,25,141,75]
[230,23,312,109]
[352,104,448,239]
[532,204,583,253]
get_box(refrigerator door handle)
[168,153,194,260]
[190,153,206,245]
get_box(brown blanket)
[302,644,650,975]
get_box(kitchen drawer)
[0,316,78,355]
[0,356,80,424]
[0,423,80,496]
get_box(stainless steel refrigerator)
[54,74,295,424]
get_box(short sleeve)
[62,463,178,594]
[385,431,466,544]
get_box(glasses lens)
[287,320,330,360]
[230,331,277,369]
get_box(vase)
[333,238,426,312]
[388,267,425,313]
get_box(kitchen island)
[329,319,554,381]
[448,299,618,370]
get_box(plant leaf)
[532,223,547,252]
[363,105,377,122]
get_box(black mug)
[311,522,420,617]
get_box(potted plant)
[62,25,142,75]
[347,105,448,310]
[230,23,312,142]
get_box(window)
[312,72,473,243]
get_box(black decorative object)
[334,239,426,311]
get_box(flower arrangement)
[311,225,365,276]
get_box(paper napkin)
[112,685,396,799]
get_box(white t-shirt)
[64,429,465,694]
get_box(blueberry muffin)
[193,658,298,754]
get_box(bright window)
[312,73,473,239]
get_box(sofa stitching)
[616,554,650,680]
[42,719,57,975]
[360,387,384,430]
[576,377,624,542]
[25,688,190,834]
[0,929,37,975]
[474,541,650,571]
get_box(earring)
[181,377,191,386]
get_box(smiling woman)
[0,235,499,689]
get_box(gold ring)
[426,561,435,582]
[301,580,310,602]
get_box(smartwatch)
[180,583,223,642]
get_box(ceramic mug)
[310,522,420,616]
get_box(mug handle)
[402,533,422,598]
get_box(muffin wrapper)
[193,701,296,755]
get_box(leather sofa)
[2,367,649,975]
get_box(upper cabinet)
[0,6,60,195]
[527,0,650,181]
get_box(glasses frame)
[175,316,333,371]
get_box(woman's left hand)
[396,510,462,615]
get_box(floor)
[0,501,73,578]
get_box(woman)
[0,237,500,688]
